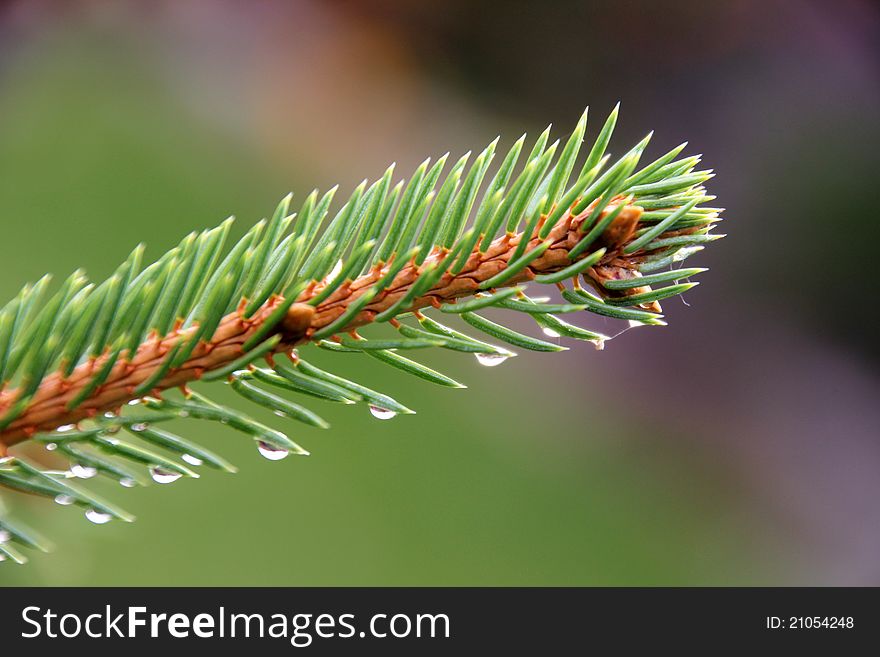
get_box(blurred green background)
[1,0,878,586]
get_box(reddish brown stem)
[0,199,654,448]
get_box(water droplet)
[70,464,97,479]
[127,399,142,406]
[149,466,182,484]
[130,423,148,432]
[54,494,76,506]
[57,424,76,432]
[181,454,203,467]
[85,509,112,524]
[178,411,190,418]
[257,441,289,461]
[103,412,117,419]
[475,353,509,367]
[369,405,397,420]
[274,411,286,418]
[45,442,58,451]
[541,327,561,338]
[119,478,137,488]
[0,529,10,543]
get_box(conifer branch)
[0,106,724,563]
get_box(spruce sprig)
[0,106,724,564]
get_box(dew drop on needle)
[181,454,203,467]
[85,509,112,525]
[257,441,289,461]
[70,464,97,479]
[369,405,396,420]
[475,353,509,367]
[149,466,182,484]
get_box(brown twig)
[0,198,659,449]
